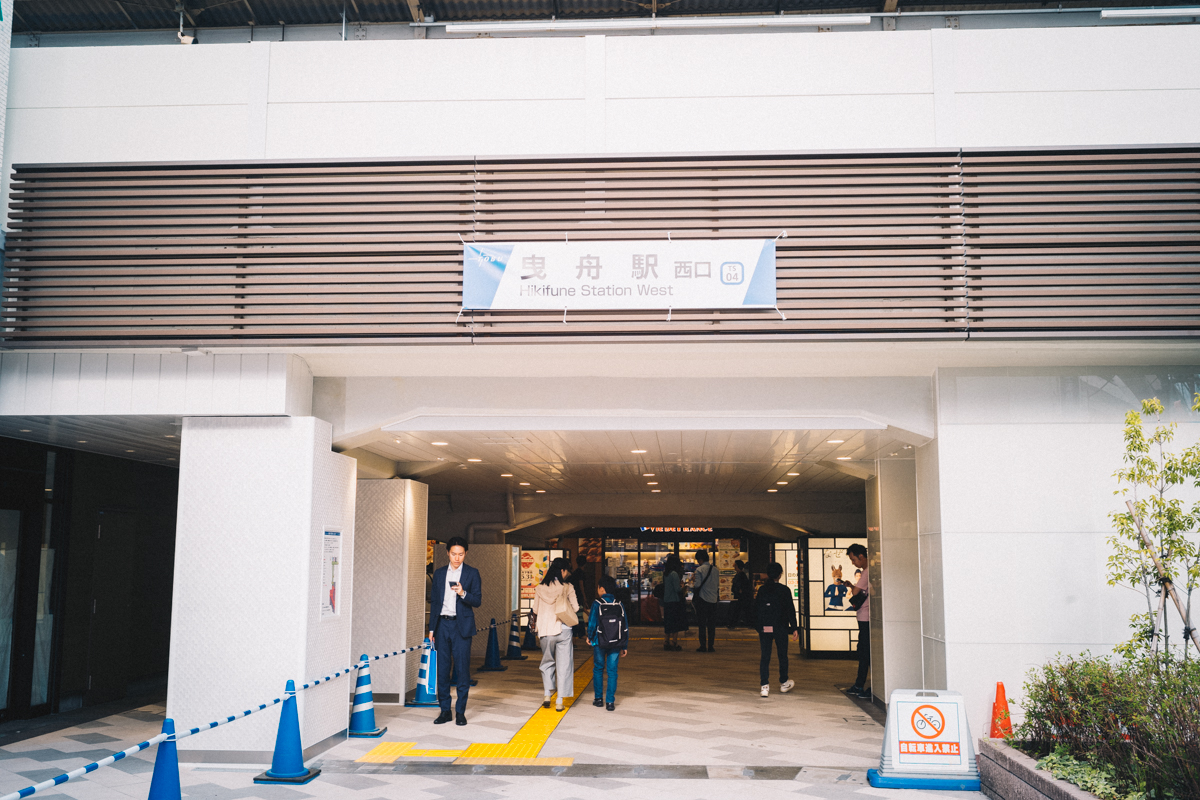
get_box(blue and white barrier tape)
[0,733,169,800]
[0,637,457,800]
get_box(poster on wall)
[520,551,549,600]
[321,530,342,619]
[821,548,857,615]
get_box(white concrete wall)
[4,25,1199,206]
[0,352,312,417]
[930,367,1200,736]
[866,459,922,699]
[168,416,356,761]
[350,478,428,701]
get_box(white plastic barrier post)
[867,689,981,791]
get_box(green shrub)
[1036,747,1144,800]
[1014,653,1200,800]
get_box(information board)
[320,530,342,619]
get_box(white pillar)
[168,416,356,762]
[351,479,427,702]
[865,459,922,699]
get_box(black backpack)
[595,599,627,647]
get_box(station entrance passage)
[322,634,883,774]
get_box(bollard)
[348,655,387,738]
[147,718,181,800]
[406,639,440,707]
[477,619,508,672]
[503,611,528,660]
[253,680,321,785]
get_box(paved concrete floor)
[0,631,985,800]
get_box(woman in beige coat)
[531,558,580,711]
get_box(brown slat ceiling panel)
[961,148,1200,336]
[3,147,1196,347]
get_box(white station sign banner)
[462,240,776,310]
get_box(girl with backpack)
[755,561,798,697]
[586,575,629,711]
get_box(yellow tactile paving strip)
[356,661,592,767]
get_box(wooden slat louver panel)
[961,148,1200,336]
[2,147,1196,346]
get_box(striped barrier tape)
[0,635,475,800]
[0,733,170,800]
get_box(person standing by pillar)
[692,550,719,652]
[730,559,752,630]
[428,536,482,726]
[845,543,871,699]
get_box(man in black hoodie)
[755,561,798,697]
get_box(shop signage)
[462,239,776,310]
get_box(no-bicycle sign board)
[868,689,981,790]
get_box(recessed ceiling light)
[776,481,788,485]
[125,449,135,453]
[651,489,661,493]
[536,489,546,493]
[395,439,402,443]
[165,434,175,438]
[18,429,31,433]
[787,472,799,476]
[836,456,852,461]
[432,441,449,446]
[647,481,658,485]
[768,489,778,493]
[890,452,899,457]
[168,457,176,461]
[631,449,647,454]
[77,440,87,443]
[520,482,530,486]
[501,473,513,477]
[643,473,655,477]
[827,439,844,444]
[903,445,913,450]
[467,458,482,462]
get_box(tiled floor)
[0,631,984,800]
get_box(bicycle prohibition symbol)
[910,705,945,739]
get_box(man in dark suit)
[428,536,481,726]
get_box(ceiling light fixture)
[165,434,175,438]
[445,14,871,34]
[1101,6,1200,17]
[651,489,661,493]
[631,449,647,454]
[827,439,844,444]
[78,440,87,443]
[125,449,135,453]
[501,473,513,477]
[467,458,482,462]
[432,441,449,446]
[768,489,778,493]
[787,472,799,476]
[776,481,788,485]
[19,429,31,432]
[536,489,546,493]
[647,481,658,485]
[643,473,655,477]
[836,456,852,461]
[519,482,530,486]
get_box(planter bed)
[978,739,1099,800]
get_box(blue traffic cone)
[406,639,440,707]
[503,611,528,660]
[254,680,321,785]
[478,619,507,672]
[522,619,539,650]
[147,718,181,800]
[348,655,387,738]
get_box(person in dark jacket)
[755,561,798,697]
[586,575,629,710]
[730,559,752,629]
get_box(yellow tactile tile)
[403,749,465,758]
[455,757,574,766]
[355,742,416,763]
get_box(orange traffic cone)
[990,681,1013,738]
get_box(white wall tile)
[130,354,161,413]
[103,353,135,414]
[0,354,28,414]
[158,355,187,412]
[77,354,108,414]
[48,354,80,414]
[211,355,242,413]
[183,355,215,415]
[351,480,410,697]
[238,354,270,413]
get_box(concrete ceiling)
[352,427,917,496]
